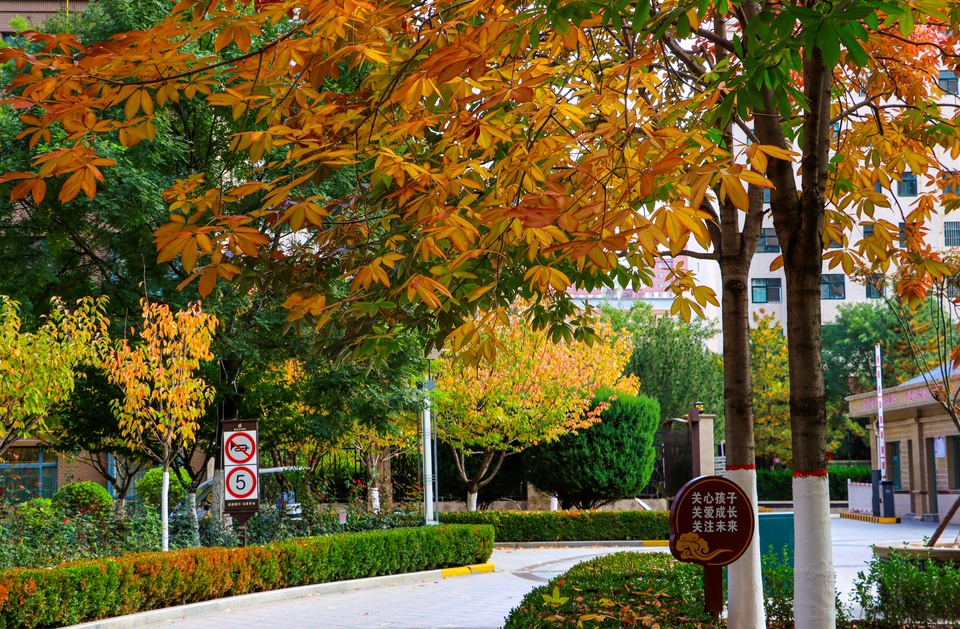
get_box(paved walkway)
[126,517,960,629]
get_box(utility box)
[758,512,795,566]
[879,481,896,518]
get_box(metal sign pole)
[875,344,887,481]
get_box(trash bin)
[758,511,795,566]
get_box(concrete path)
[92,517,960,629]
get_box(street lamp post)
[422,350,444,525]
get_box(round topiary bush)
[136,467,189,509]
[52,481,113,516]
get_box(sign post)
[222,419,260,544]
[669,475,755,615]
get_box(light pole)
[422,349,444,525]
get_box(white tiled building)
[748,69,960,327]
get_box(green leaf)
[815,20,841,68]
[632,0,651,31]
[836,24,869,67]
[676,11,690,38]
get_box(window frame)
[898,172,918,197]
[820,274,846,300]
[751,278,782,304]
[756,227,780,253]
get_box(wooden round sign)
[669,475,755,568]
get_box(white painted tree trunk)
[467,491,478,512]
[161,465,170,552]
[370,486,381,513]
[187,491,199,547]
[549,496,558,511]
[794,475,836,629]
[211,468,229,530]
[727,468,765,629]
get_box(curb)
[840,512,900,524]
[64,563,495,629]
[494,540,669,549]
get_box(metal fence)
[847,479,873,513]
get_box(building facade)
[1,1,88,38]
[748,69,960,327]
[847,370,960,521]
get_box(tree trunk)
[549,495,558,511]
[720,253,765,629]
[466,490,478,512]
[161,462,170,552]
[776,42,835,629]
[369,485,381,513]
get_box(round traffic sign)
[224,432,257,465]
[226,465,258,500]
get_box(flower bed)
[0,524,493,629]
[504,551,720,628]
[439,510,669,542]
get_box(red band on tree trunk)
[793,470,829,477]
[726,464,756,471]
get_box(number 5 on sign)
[226,465,259,500]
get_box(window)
[945,222,960,247]
[873,182,883,193]
[889,441,902,491]
[826,236,843,249]
[898,172,918,197]
[752,278,782,303]
[757,228,780,253]
[0,448,57,503]
[863,224,875,238]
[866,275,885,299]
[940,70,959,96]
[821,274,845,300]
[762,188,771,204]
[830,122,841,137]
[944,171,958,196]
[898,222,918,248]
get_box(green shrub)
[439,510,668,542]
[756,469,793,501]
[12,499,57,528]
[855,550,960,627]
[504,551,718,628]
[0,524,493,628]
[756,466,872,501]
[52,482,113,516]
[828,466,872,500]
[524,389,659,509]
[136,468,189,509]
[761,546,850,628]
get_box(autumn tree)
[750,312,792,466]
[104,300,217,551]
[0,296,108,457]
[434,309,636,511]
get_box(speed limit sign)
[226,466,258,500]
[222,420,260,520]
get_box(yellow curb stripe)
[840,512,900,524]
[441,563,495,578]
[642,540,669,547]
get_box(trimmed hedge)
[757,466,872,501]
[439,510,669,542]
[0,524,493,629]
[504,551,720,628]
